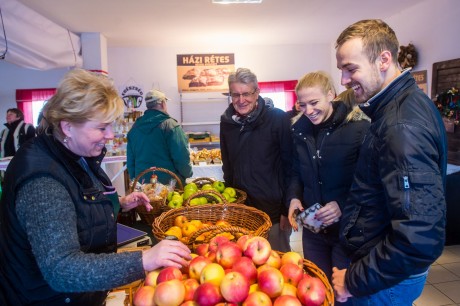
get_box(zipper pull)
[316,150,321,159]
[403,176,410,189]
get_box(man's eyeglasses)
[229,90,257,101]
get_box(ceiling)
[17,0,422,48]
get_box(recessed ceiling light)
[212,0,263,4]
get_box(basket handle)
[183,189,227,207]
[130,167,184,193]
[191,177,215,186]
[188,225,252,248]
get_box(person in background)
[0,69,191,306]
[220,67,292,252]
[263,97,274,109]
[127,89,192,186]
[332,19,447,305]
[287,71,369,305]
[286,100,301,118]
[0,108,36,158]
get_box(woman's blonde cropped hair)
[39,69,124,140]
[295,71,336,97]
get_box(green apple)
[228,197,237,203]
[201,184,214,191]
[184,182,198,192]
[212,181,226,193]
[221,193,230,201]
[168,198,183,209]
[199,197,208,205]
[183,189,196,200]
[167,191,180,202]
[189,198,201,206]
[171,194,183,204]
[223,187,236,198]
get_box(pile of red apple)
[133,235,327,306]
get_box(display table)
[0,155,128,195]
[192,163,224,181]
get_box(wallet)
[295,203,338,233]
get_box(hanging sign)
[177,53,235,93]
[411,70,428,95]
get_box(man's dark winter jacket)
[341,70,448,297]
[220,97,292,224]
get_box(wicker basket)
[190,177,248,203]
[152,190,271,249]
[130,167,184,226]
[277,250,335,306]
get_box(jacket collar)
[41,131,107,189]
[359,69,414,119]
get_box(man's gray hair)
[228,68,259,90]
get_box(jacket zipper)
[403,175,410,212]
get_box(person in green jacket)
[127,89,192,187]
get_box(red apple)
[153,279,185,306]
[156,266,183,284]
[243,236,272,265]
[232,256,258,284]
[236,234,252,250]
[281,251,304,268]
[256,264,273,278]
[200,262,225,286]
[297,276,326,306]
[257,267,284,298]
[144,269,161,287]
[265,250,282,269]
[133,285,155,306]
[195,243,210,256]
[242,291,273,306]
[193,282,223,306]
[220,271,250,303]
[280,263,304,286]
[273,295,302,306]
[183,278,200,301]
[209,235,230,252]
[216,241,243,269]
[188,255,211,280]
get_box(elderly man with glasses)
[219,67,293,252]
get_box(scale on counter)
[116,223,150,248]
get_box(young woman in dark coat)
[286,71,370,305]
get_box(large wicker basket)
[152,190,271,249]
[130,167,184,225]
[190,177,247,203]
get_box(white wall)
[387,0,460,98]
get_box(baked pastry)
[182,68,201,80]
[200,68,218,77]
[189,76,207,87]
[206,75,224,86]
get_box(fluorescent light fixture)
[212,0,263,4]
